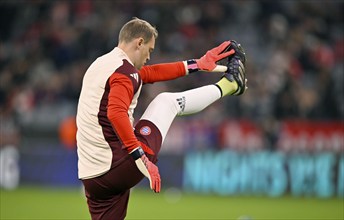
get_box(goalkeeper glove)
[130,147,161,193]
[224,40,247,95]
[186,41,235,73]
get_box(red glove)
[196,41,235,72]
[131,147,161,193]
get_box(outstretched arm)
[139,41,235,83]
[140,61,186,83]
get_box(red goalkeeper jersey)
[76,47,186,179]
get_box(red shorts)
[82,120,162,220]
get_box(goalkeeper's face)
[136,37,155,70]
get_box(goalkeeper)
[76,17,247,220]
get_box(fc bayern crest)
[140,126,151,135]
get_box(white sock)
[140,85,221,141]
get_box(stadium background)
[0,0,343,219]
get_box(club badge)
[140,126,151,136]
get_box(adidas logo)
[176,96,186,112]
[130,73,139,82]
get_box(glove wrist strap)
[186,59,199,73]
[130,147,145,160]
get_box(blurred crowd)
[0,0,343,149]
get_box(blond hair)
[118,17,158,44]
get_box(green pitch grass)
[0,186,343,220]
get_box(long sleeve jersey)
[76,47,186,179]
